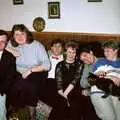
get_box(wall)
[32,32,120,49]
[0,0,120,34]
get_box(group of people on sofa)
[0,24,120,120]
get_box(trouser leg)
[111,96,120,120]
[91,93,116,120]
[82,96,100,120]
[0,94,6,120]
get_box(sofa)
[32,31,120,57]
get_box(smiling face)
[65,47,76,63]
[14,30,27,45]
[80,51,96,65]
[104,47,118,61]
[51,43,63,56]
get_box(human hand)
[66,98,70,107]
[110,76,120,87]
[82,89,90,96]
[22,69,32,79]
[58,90,70,107]
[58,90,68,99]
[58,90,65,97]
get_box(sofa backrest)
[32,32,120,50]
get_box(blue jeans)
[0,94,6,120]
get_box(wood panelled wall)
[32,32,120,49]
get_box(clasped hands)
[22,69,32,79]
[58,89,70,107]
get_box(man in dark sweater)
[0,30,17,120]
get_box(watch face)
[33,17,45,32]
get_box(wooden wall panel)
[32,32,120,49]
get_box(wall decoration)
[33,17,46,32]
[48,2,60,19]
[13,0,24,5]
[88,0,102,2]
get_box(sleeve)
[71,62,84,86]
[6,40,12,48]
[92,59,105,73]
[3,53,18,94]
[80,64,90,88]
[36,42,51,71]
[9,55,17,76]
[6,41,16,50]
[6,52,18,79]
[55,63,63,90]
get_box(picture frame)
[88,0,102,2]
[48,2,60,19]
[13,0,24,5]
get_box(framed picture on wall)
[48,2,60,19]
[88,0,102,2]
[13,0,24,5]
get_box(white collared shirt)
[0,51,3,60]
[48,54,64,78]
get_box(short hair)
[79,42,103,57]
[10,24,33,47]
[64,40,79,59]
[102,40,119,50]
[65,40,79,52]
[50,38,64,47]
[0,30,8,37]
[79,44,92,54]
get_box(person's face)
[14,30,27,45]
[104,47,118,60]
[80,51,95,64]
[51,43,63,56]
[0,35,7,51]
[66,47,76,62]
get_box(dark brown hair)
[0,30,8,37]
[10,24,33,47]
[65,40,79,52]
[0,30,9,46]
[50,38,64,48]
[102,40,120,50]
[64,40,79,59]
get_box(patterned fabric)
[55,60,83,91]
[91,58,120,93]
[9,107,29,120]
[9,113,19,120]
[8,100,52,120]
[92,58,120,72]
[36,100,52,120]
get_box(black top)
[55,60,84,91]
[0,49,17,94]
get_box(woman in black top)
[55,40,84,120]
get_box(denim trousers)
[0,94,6,120]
